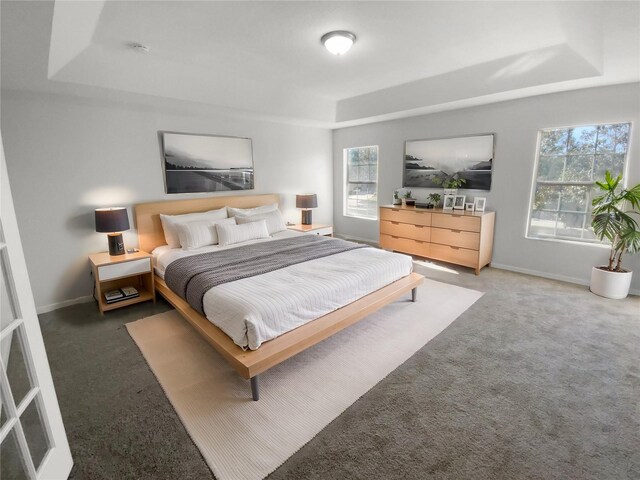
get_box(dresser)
[379,205,495,274]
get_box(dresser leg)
[250,376,259,401]
[411,287,417,302]
[475,267,480,275]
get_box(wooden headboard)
[134,194,280,253]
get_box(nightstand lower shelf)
[100,288,154,312]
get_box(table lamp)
[95,207,130,256]
[296,194,317,225]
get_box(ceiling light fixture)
[321,31,356,56]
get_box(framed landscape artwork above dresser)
[403,134,494,190]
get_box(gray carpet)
[36,264,639,479]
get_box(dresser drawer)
[380,208,431,226]
[432,213,480,232]
[98,258,151,281]
[380,234,430,258]
[431,227,480,250]
[429,244,479,268]
[380,221,431,242]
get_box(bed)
[135,194,424,400]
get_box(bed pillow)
[175,217,236,251]
[235,209,287,235]
[216,220,270,247]
[160,207,228,248]
[227,203,278,217]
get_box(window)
[344,146,378,219]
[527,123,631,242]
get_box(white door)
[0,132,73,478]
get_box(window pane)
[529,211,558,237]
[568,126,597,154]
[594,154,625,180]
[537,156,564,181]
[596,124,630,154]
[347,164,357,182]
[1,251,18,330]
[559,186,587,212]
[5,327,34,407]
[534,185,560,211]
[564,155,593,182]
[345,146,378,219]
[557,213,587,238]
[21,396,51,472]
[0,382,8,431]
[358,165,368,182]
[1,429,29,480]
[539,129,568,155]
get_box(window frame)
[526,122,632,244]
[343,145,379,221]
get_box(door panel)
[0,132,73,479]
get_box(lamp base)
[301,210,312,225]
[107,233,125,256]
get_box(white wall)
[333,83,640,291]
[1,90,333,312]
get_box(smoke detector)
[128,42,150,54]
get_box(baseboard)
[37,295,94,315]
[490,263,640,296]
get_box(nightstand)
[287,224,333,237]
[89,251,156,314]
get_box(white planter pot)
[590,266,633,299]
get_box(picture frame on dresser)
[443,195,455,210]
[474,197,486,212]
[453,195,466,210]
[465,203,475,211]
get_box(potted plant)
[427,192,441,209]
[393,190,402,205]
[434,174,467,195]
[590,171,640,299]
[404,190,416,206]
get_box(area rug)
[126,278,483,480]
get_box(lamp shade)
[95,207,130,233]
[296,194,317,209]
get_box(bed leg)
[411,287,417,302]
[250,376,259,401]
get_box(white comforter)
[154,233,413,350]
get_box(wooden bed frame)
[135,194,424,400]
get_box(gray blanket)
[164,235,367,315]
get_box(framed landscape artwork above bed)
[403,134,495,190]
[159,131,254,194]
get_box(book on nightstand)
[105,286,139,304]
[104,289,124,303]
[120,286,139,298]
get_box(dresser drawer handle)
[391,221,400,225]
[450,246,460,250]
[451,229,461,233]
[414,240,423,244]
[414,225,424,228]
[392,236,399,239]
